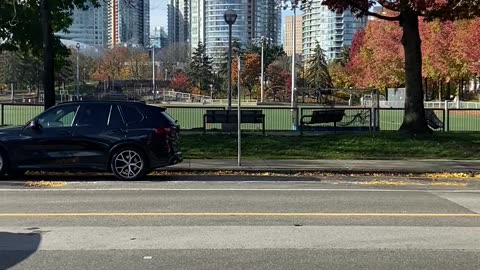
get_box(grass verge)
[180,132,480,160]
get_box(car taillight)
[154,127,171,135]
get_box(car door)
[72,104,127,168]
[15,104,80,168]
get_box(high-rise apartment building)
[302,0,366,61]
[150,26,169,49]
[168,0,190,44]
[55,4,107,47]
[190,0,205,49]
[107,0,150,48]
[283,15,303,57]
[190,0,281,68]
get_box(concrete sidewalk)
[167,159,480,174]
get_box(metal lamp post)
[280,0,312,129]
[224,9,237,110]
[75,42,80,100]
[150,45,156,102]
[253,36,272,103]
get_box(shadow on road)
[0,232,41,269]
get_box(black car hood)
[0,126,23,137]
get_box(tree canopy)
[187,42,214,94]
[320,0,480,134]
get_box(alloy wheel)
[113,150,144,179]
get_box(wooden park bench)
[203,109,265,134]
[300,109,345,135]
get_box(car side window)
[108,105,125,129]
[76,104,110,129]
[121,105,144,126]
[37,105,79,128]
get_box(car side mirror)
[29,119,41,130]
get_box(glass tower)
[302,1,366,61]
[55,4,107,47]
[190,0,281,68]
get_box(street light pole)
[227,24,233,109]
[260,39,265,103]
[224,9,238,111]
[151,46,156,102]
[76,43,80,100]
[291,6,297,129]
[280,0,312,130]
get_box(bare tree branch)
[377,0,401,11]
[366,10,401,21]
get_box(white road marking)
[434,192,480,214]
[1,188,479,192]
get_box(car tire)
[0,151,7,177]
[110,147,148,181]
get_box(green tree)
[304,44,333,89]
[187,42,214,94]
[218,38,244,76]
[335,46,351,67]
[245,42,287,68]
[0,0,104,108]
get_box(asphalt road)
[1,176,480,270]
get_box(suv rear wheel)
[0,151,7,177]
[111,147,148,180]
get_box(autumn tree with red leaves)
[169,73,189,92]
[266,63,291,101]
[321,0,480,134]
[231,53,261,98]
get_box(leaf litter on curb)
[25,181,66,188]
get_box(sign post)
[237,55,241,167]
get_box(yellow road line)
[0,213,479,218]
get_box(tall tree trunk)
[424,77,430,99]
[460,79,464,100]
[399,10,430,134]
[40,0,55,109]
[440,80,443,100]
[447,81,451,100]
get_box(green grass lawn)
[180,132,480,160]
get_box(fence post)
[442,108,446,132]
[1,104,4,126]
[375,90,380,131]
[444,100,449,132]
[370,90,377,131]
[369,108,375,132]
[296,107,300,131]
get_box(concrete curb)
[163,159,480,175]
[164,167,479,175]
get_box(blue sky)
[150,0,294,33]
[150,0,168,30]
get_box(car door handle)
[108,129,124,133]
[57,131,72,136]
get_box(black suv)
[0,101,182,180]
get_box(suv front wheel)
[111,147,148,180]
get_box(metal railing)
[1,102,479,132]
